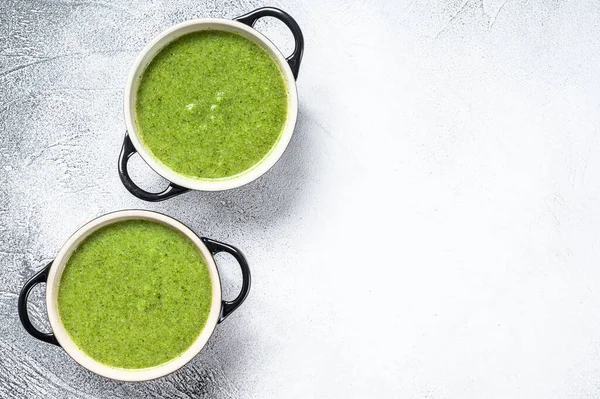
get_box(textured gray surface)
[2,0,600,397]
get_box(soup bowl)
[18,210,251,381]
[118,7,304,201]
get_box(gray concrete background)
[2,0,600,397]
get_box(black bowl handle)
[235,7,304,79]
[118,133,189,202]
[201,238,251,323]
[18,262,59,346]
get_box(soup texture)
[135,30,288,179]
[58,219,212,369]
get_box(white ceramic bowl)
[118,7,304,201]
[18,210,251,381]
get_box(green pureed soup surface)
[58,220,212,369]
[135,30,288,179]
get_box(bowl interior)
[124,19,298,191]
[45,210,223,381]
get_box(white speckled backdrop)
[2,0,600,397]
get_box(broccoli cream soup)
[57,220,212,369]
[135,30,288,179]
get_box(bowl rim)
[45,209,223,382]
[123,18,298,191]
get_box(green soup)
[57,220,212,369]
[135,30,288,179]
